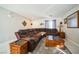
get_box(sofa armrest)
[15,32,20,40]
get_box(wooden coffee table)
[44,36,65,48]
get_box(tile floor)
[29,38,71,54]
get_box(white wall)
[0,7,46,53]
[32,19,45,28]
[0,7,63,54]
[0,7,26,53]
[63,5,79,54]
[55,18,64,32]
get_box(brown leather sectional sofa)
[15,28,58,52]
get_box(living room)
[0,4,79,54]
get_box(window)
[45,20,56,29]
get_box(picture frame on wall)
[67,10,79,28]
[22,20,27,26]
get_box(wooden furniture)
[14,28,58,52]
[59,32,65,38]
[45,37,65,48]
[10,39,28,54]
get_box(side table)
[10,39,28,54]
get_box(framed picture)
[66,10,79,28]
[22,21,27,26]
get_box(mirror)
[67,10,79,28]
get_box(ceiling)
[0,4,78,18]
